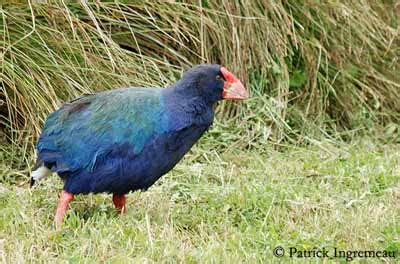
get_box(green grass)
[1,138,399,262]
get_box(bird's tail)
[30,161,51,187]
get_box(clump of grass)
[1,1,399,162]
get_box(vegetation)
[0,1,399,262]
[1,140,399,262]
[1,1,399,155]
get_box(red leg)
[55,190,74,228]
[112,194,127,213]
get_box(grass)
[1,1,400,263]
[1,137,399,262]
[1,1,399,153]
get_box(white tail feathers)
[31,166,52,182]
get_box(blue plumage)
[35,65,223,194]
[32,64,248,225]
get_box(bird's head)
[176,64,249,104]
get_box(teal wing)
[37,88,170,173]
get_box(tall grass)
[1,1,399,160]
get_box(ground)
[0,139,399,263]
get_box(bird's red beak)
[221,67,249,100]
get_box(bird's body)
[36,87,213,194]
[31,64,248,227]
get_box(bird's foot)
[55,190,74,228]
[112,194,127,214]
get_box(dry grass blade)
[0,1,399,165]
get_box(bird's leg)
[112,194,127,214]
[55,190,74,228]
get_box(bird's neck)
[166,80,211,106]
[163,84,215,127]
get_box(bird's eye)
[216,75,223,81]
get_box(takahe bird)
[30,64,248,226]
